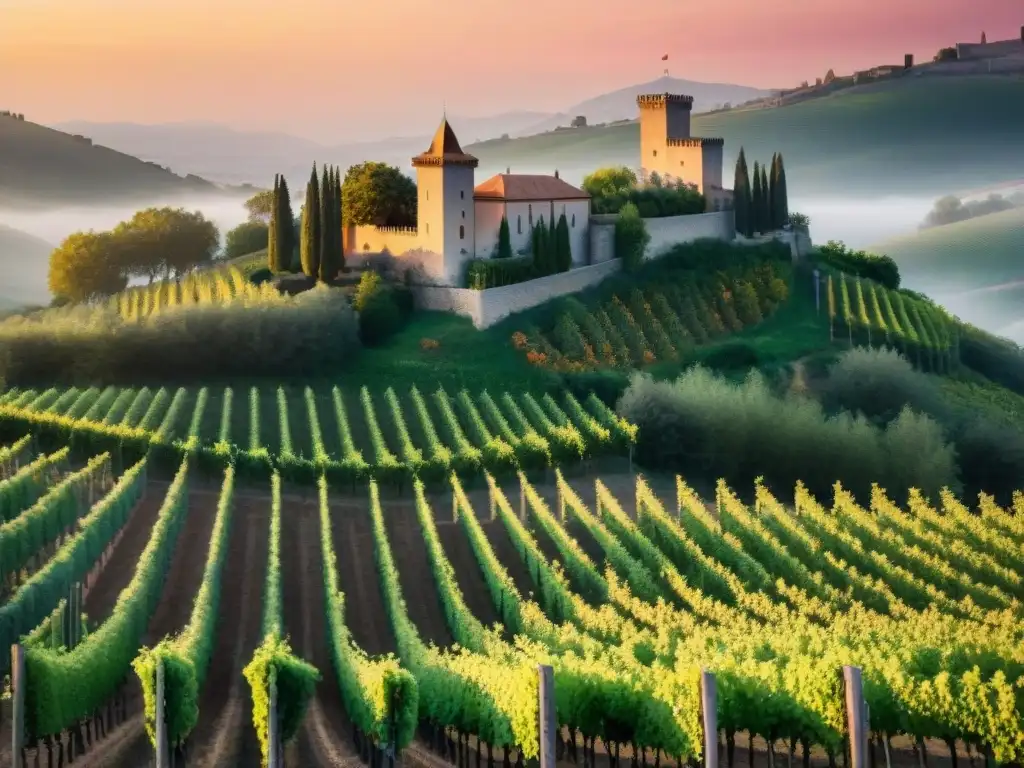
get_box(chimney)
[506,166,510,174]
[904,53,913,68]
[554,169,560,179]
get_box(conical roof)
[412,118,479,167]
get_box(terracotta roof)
[473,174,590,202]
[411,119,479,167]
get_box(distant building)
[956,26,1024,59]
[570,115,588,128]
[636,93,731,212]
[342,119,591,286]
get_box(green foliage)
[584,165,703,217]
[772,153,789,229]
[354,271,409,347]
[300,164,321,279]
[243,473,319,762]
[531,221,550,275]
[614,202,649,272]
[226,220,269,261]
[555,213,572,272]
[617,366,959,502]
[133,467,235,747]
[495,216,513,259]
[817,240,901,289]
[465,256,535,289]
[318,164,333,282]
[47,232,129,302]
[25,462,190,739]
[342,161,417,227]
[733,148,752,237]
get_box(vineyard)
[0,384,636,484]
[513,260,790,371]
[0,429,1021,768]
[825,272,959,371]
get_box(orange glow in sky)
[0,0,1018,141]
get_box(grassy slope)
[0,225,55,307]
[872,207,1024,342]
[0,117,222,208]
[465,75,1024,196]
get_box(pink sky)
[0,0,1018,142]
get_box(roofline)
[473,193,592,202]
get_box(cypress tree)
[751,162,763,234]
[776,154,790,228]
[278,176,295,271]
[548,215,558,271]
[335,167,345,271]
[267,174,280,271]
[496,216,512,258]
[733,148,752,237]
[319,164,332,281]
[556,213,572,271]
[759,163,770,233]
[300,164,321,278]
[532,221,548,274]
[768,153,779,230]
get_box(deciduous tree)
[113,207,219,281]
[226,220,270,260]
[47,232,128,302]
[341,162,417,227]
[244,188,275,223]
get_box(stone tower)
[412,118,478,285]
[636,92,728,211]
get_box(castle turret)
[636,93,727,211]
[412,118,478,285]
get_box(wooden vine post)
[11,644,25,768]
[268,671,281,768]
[843,666,868,768]
[700,669,719,768]
[155,659,169,768]
[538,665,556,768]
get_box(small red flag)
[662,54,669,61]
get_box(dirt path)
[185,495,268,768]
[330,501,397,656]
[280,498,361,768]
[81,488,222,767]
[80,492,164,627]
[435,517,501,630]
[381,501,453,648]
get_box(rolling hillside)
[0,115,244,208]
[873,206,1024,342]
[465,75,1024,197]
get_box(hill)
[0,224,55,307]
[465,75,1024,197]
[519,75,773,135]
[0,115,247,208]
[872,206,1024,343]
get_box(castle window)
[517,215,522,234]
[459,225,465,240]
[571,213,576,228]
[426,223,430,235]
[462,210,465,219]
[680,160,685,167]
[460,190,465,199]
[426,190,429,201]
[528,204,533,225]
[653,149,658,157]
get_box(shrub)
[952,417,1024,505]
[699,341,760,371]
[819,347,944,424]
[0,284,360,384]
[615,203,649,272]
[224,221,269,260]
[616,366,958,502]
[249,267,273,285]
[465,256,535,289]
[816,240,900,289]
[959,326,1024,396]
[356,277,405,347]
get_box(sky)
[0,0,1019,142]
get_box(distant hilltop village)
[343,92,732,287]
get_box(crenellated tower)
[636,93,729,211]
[412,118,478,284]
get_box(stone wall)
[643,210,735,258]
[413,259,622,329]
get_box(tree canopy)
[244,189,275,222]
[46,207,220,303]
[225,220,270,260]
[581,166,638,199]
[341,162,417,227]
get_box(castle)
[343,92,730,287]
